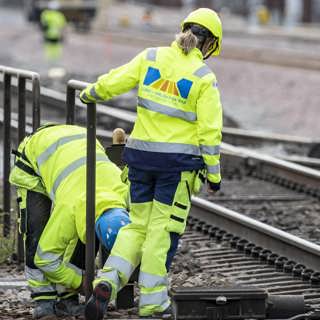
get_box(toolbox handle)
[200,296,241,304]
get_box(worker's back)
[10,124,128,242]
[124,42,221,172]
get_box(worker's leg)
[92,167,155,299]
[138,171,196,316]
[34,202,83,292]
[18,188,57,319]
[20,189,56,300]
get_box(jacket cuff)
[71,272,82,290]
[208,181,221,191]
[79,90,91,104]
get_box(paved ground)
[1,5,320,139]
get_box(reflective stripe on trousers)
[139,288,170,310]
[36,246,61,270]
[207,163,220,174]
[25,266,56,295]
[26,266,46,282]
[97,269,120,289]
[138,271,168,288]
[105,255,135,281]
[36,246,82,276]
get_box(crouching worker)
[9,124,130,319]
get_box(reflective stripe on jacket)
[80,41,222,185]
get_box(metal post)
[17,76,26,263]
[66,86,76,124]
[85,102,96,301]
[3,73,12,237]
[66,79,96,300]
[32,75,40,131]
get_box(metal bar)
[18,77,26,139]
[3,73,11,237]
[0,66,36,79]
[32,75,40,131]
[66,86,76,124]
[66,80,97,300]
[17,76,26,263]
[85,102,96,301]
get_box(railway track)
[171,198,320,318]
[222,127,320,169]
[1,78,320,319]
[2,76,320,168]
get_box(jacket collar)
[171,41,203,60]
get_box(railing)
[66,79,96,300]
[0,70,132,304]
[0,66,40,264]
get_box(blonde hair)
[176,29,198,55]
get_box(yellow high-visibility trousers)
[95,167,196,316]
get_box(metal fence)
[0,65,40,264]
[0,69,132,302]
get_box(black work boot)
[85,282,112,320]
[32,300,56,319]
[55,294,85,317]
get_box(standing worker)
[80,8,223,320]
[9,124,130,319]
[40,1,67,63]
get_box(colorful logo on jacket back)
[143,67,193,99]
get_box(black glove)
[207,181,220,193]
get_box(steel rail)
[222,127,318,145]
[222,143,320,192]
[191,196,320,272]
[222,127,320,169]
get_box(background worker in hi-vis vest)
[80,8,223,320]
[9,124,130,319]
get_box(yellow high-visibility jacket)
[81,41,222,188]
[9,124,128,289]
[41,9,66,41]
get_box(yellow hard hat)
[182,8,222,57]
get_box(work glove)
[79,90,90,104]
[207,180,220,194]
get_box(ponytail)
[176,29,198,55]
